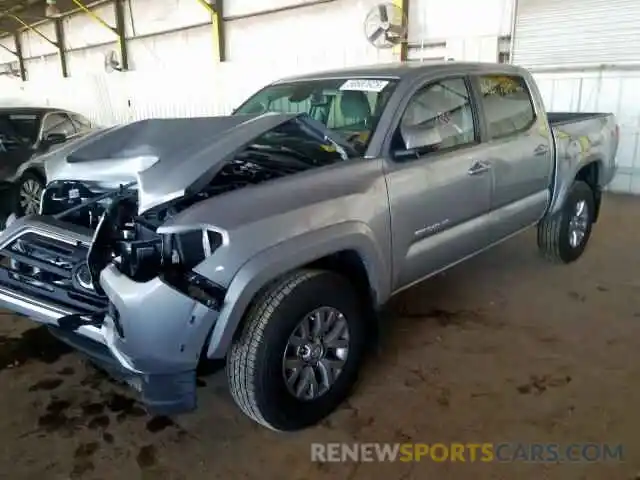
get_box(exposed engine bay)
[7,115,352,315]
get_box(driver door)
[384,76,495,291]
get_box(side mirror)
[41,132,67,148]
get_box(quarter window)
[42,113,76,137]
[398,78,476,152]
[477,75,536,139]
[70,113,92,131]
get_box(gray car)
[0,107,97,223]
[0,62,619,431]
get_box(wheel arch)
[21,167,46,183]
[574,161,601,222]
[204,223,391,359]
[548,157,602,218]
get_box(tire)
[537,180,595,264]
[15,171,45,217]
[227,269,367,431]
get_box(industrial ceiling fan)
[364,2,408,49]
[103,50,123,73]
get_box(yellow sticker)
[578,136,590,153]
[321,144,336,152]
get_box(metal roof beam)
[0,39,16,55]
[196,0,225,62]
[8,12,58,46]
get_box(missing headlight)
[162,230,222,270]
[161,270,226,309]
[159,229,224,308]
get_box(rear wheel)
[227,269,367,431]
[537,180,595,263]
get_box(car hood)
[44,113,314,213]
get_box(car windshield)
[0,113,40,150]
[234,78,399,154]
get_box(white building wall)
[2,0,512,118]
[408,0,513,61]
[1,0,635,194]
[19,21,60,80]
[1,0,398,124]
[515,0,640,193]
[0,36,16,65]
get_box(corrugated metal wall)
[513,0,640,68]
[408,0,513,62]
[514,0,640,193]
[2,0,638,194]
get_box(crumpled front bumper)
[0,215,220,415]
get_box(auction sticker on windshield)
[340,79,389,92]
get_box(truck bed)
[547,112,611,127]
[546,110,618,216]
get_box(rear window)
[477,75,536,139]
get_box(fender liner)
[204,221,391,359]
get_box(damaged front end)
[0,112,352,414]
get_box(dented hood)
[45,113,302,213]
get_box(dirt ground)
[0,194,639,480]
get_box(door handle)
[467,160,491,176]
[534,144,549,156]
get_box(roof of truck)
[275,61,526,83]
[0,106,60,115]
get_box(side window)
[70,113,92,131]
[41,113,76,137]
[477,75,536,139]
[397,78,476,152]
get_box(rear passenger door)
[473,74,554,241]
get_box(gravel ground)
[0,193,639,480]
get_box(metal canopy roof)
[0,0,88,37]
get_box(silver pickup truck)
[0,62,619,431]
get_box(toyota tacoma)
[0,62,619,431]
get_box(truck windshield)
[235,78,399,154]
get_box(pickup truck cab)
[0,62,619,432]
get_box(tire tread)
[537,180,594,264]
[227,269,323,431]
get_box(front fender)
[204,221,391,359]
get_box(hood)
[45,113,305,213]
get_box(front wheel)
[537,180,595,264]
[227,269,367,431]
[15,172,45,217]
